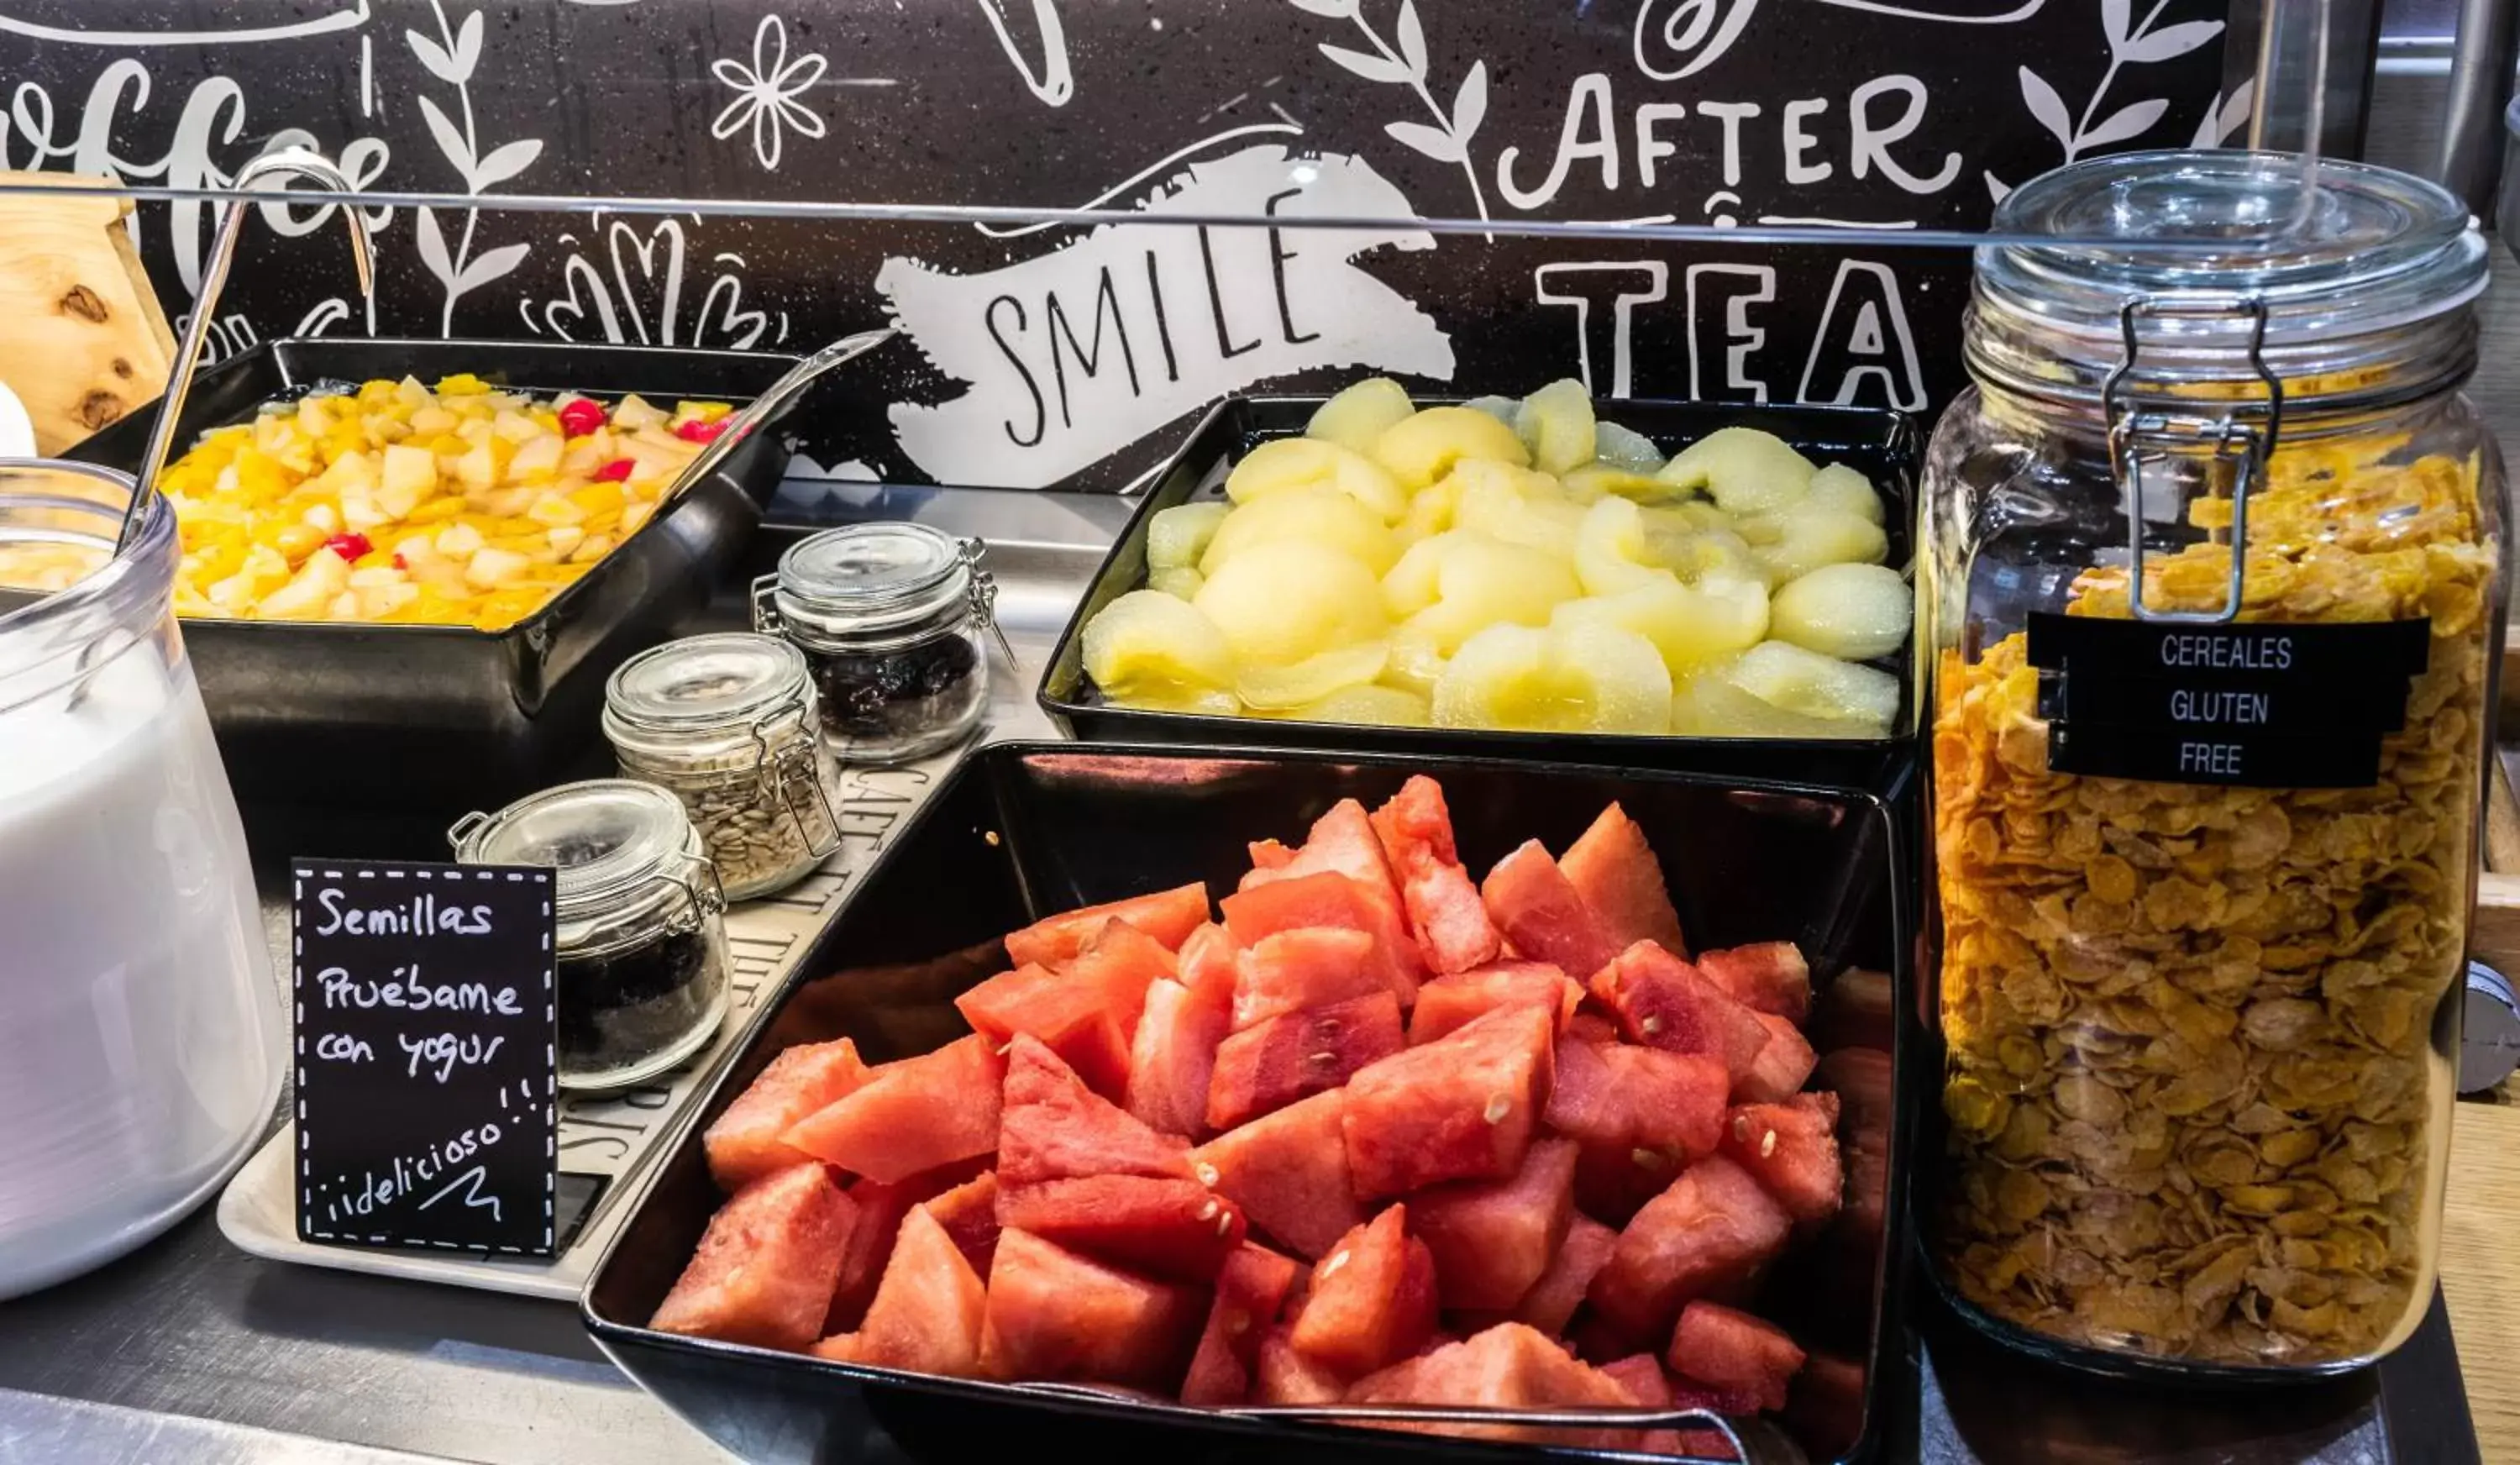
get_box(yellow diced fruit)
[298,500,342,535]
[1370,406,1531,490]
[395,375,431,409]
[434,372,492,396]
[454,442,500,491]
[675,399,733,423]
[619,501,657,538]
[255,547,353,620]
[381,443,438,500]
[492,409,545,445]
[507,434,564,484]
[610,393,669,431]
[408,405,457,435]
[568,533,616,564]
[547,525,586,558]
[567,480,627,515]
[465,546,531,589]
[436,523,486,557]
[356,581,420,619]
[1304,376,1415,454]
[1514,378,1597,476]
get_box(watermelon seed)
[1483,1094,1511,1123]
[1760,1130,1777,1158]
[1199,1199,1221,1221]
[1215,1210,1234,1236]
[1194,1161,1220,1187]
[1641,1015,1664,1036]
[1308,1051,1341,1067]
[1323,1250,1350,1278]
[1226,1311,1250,1336]
[1732,1115,1752,1142]
[1632,1147,1665,1171]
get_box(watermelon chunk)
[1287,1205,1438,1377]
[1123,976,1231,1140]
[1408,962,1580,1046]
[1247,838,1298,874]
[977,1227,1207,1389]
[1254,1325,1347,1405]
[1481,840,1621,982]
[1368,775,1503,974]
[1546,1037,1728,1163]
[1346,1322,1635,1451]
[1341,1001,1555,1199]
[1667,1301,1805,1413]
[1410,1137,1578,1310]
[1063,917,1179,1037]
[1588,940,1772,1085]
[1597,1354,1690,1459]
[923,1170,1001,1275]
[827,1174,924,1332]
[1564,1011,1620,1044]
[999,1033,1192,1186]
[1221,923,1386,1031]
[783,1034,1006,1184]
[1510,1212,1619,1336]
[1696,942,1811,1023]
[1179,1241,1305,1405]
[996,1174,1245,1282]
[1224,875,1425,1010]
[1588,1155,1792,1343]
[1205,991,1404,1131]
[812,1204,987,1377]
[1175,922,1242,1006]
[1190,1087,1365,1259]
[1239,799,1402,910]
[1559,802,1688,958]
[1720,1093,1845,1225]
[651,1163,857,1352]
[1732,1011,1818,1104]
[1003,882,1210,969]
[705,1038,873,1193]
[953,962,1133,1101]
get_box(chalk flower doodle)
[711,15,828,171]
[879,144,1454,489]
[521,214,789,350]
[407,0,542,333]
[1987,0,2220,202]
[1287,0,1488,228]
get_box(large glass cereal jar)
[1922,151,2506,1375]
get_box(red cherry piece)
[325,533,373,562]
[594,459,635,483]
[391,553,409,570]
[558,399,607,438]
[674,417,731,444]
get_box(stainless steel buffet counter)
[10,247,2520,1460]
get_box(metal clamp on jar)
[451,780,732,1090]
[1921,150,2507,1377]
[602,633,843,901]
[753,522,1013,764]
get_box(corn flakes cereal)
[1933,433,2493,1367]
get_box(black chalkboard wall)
[0,1,2241,491]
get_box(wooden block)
[0,173,175,453]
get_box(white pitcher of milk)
[0,463,281,1299]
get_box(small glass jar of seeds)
[601,633,843,901]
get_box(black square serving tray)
[67,337,805,816]
[584,741,1916,1465]
[1038,396,1924,789]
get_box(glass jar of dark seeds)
[753,522,996,764]
[450,780,730,1091]
[601,633,842,901]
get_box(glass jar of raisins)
[1921,150,2507,1378]
[753,523,997,764]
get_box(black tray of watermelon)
[584,743,1910,1465]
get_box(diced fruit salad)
[1080,377,1912,738]
[158,374,734,630]
[654,775,1872,1457]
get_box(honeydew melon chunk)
[1148,566,1205,600]
[1563,465,1676,504]
[1083,589,1237,697]
[1451,461,1582,561]
[1746,511,1891,585]
[1225,438,1409,522]
[1371,406,1532,490]
[1148,501,1231,572]
[1399,477,1462,544]
[1551,571,1769,676]
[1462,395,1520,425]
[1432,621,1672,734]
[1656,427,1817,517]
[1431,532,1582,640]
[1807,463,1887,525]
[1671,662,1881,739]
[1513,378,1597,476]
[1769,562,1912,661]
[1281,683,1431,727]
[1382,531,1458,618]
[1727,640,1902,726]
[1305,378,1416,454]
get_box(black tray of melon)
[585,745,1907,1465]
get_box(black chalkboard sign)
[292,859,559,1257]
[0,1,2239,491]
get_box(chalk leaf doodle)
[880,144,1455,488]
[711,14,829,171]
[1289,0,1489,226]
[1987,0,2219,202]
[521,215,789,350]
[407,0,540,333]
